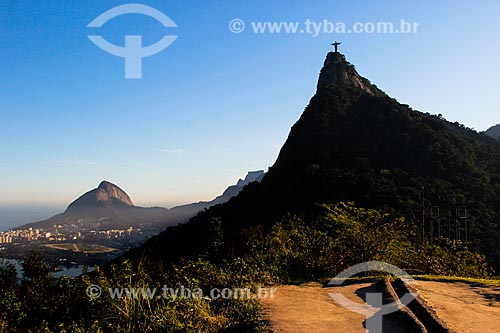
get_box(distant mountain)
[160,170,265,219]
[18,181,169,230]
[485,124,500,140]
[218,171,265,200]
[16,171,266,232]
[126,52,500,270]
[67,181,133,210]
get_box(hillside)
[124,52,500,271]
[485,124,500,140]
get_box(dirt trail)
[412,280,500,333]
[261,281,419,333]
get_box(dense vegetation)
[0,202,492,332]
[0,254,269,332]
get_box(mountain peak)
[98,180,119,191]
[66,180,134,212]
[317,52,384,96]
[97,181,133,206]
[236,170,265,187]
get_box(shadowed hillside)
[125,52,500,271]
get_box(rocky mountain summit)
[219,170,265,199]
[65,181,133,212]
[316,52,385,97]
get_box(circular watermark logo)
[327,261,418,333]
[86,284,102,300]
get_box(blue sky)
[1,0,499,208]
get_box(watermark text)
[229,19,419,36]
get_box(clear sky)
[1,0,499,208]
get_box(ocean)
[0,205,64,231]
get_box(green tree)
[317,202,414,267]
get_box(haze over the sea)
[0,205,64,231]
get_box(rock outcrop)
[65,181,133,212]
[317,52,385,97]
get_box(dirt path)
[261,281,420,333]
[261,282,366,333]
[413,280,500,333]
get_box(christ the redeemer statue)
[331,41,341,52]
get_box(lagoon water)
[1,259,94,279]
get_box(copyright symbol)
[86,284,102,300]
[229,18,245,33]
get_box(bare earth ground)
[261,281,415,333]
[261,282,366,333]
[413,280,500,333]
